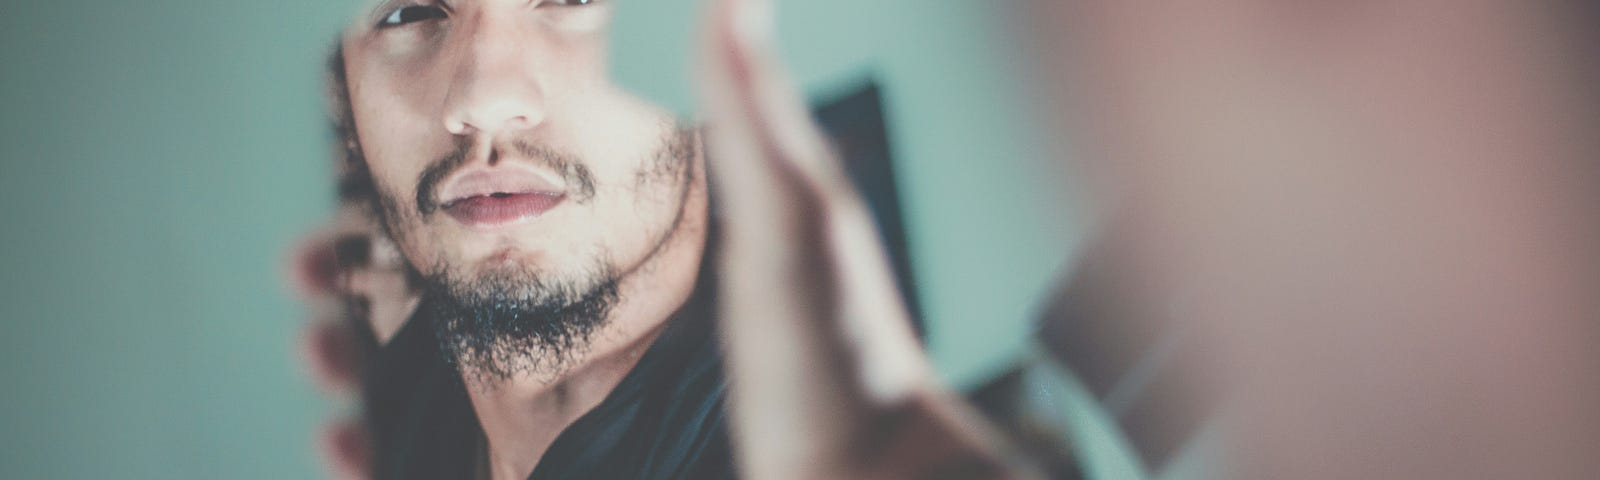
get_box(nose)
[440,15,547,137]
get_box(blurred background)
[0,1,1083,477]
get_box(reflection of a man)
[324,0,727,479]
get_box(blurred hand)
[288,203,418,480]
[696,0,1041,478]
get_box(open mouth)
[435,166,569,228]
[442,191,566,227]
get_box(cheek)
[348,87,439,209]
[346,45,452,175]
[539,19,614,95]
[547,4,614,33]
[353,126,424,221]
[572,101,667,175]
[347,97,436,259]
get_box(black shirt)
[363,265,734,480]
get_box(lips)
[443,192,565,226]
[437,168,566,228]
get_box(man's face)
[340,0,695,377]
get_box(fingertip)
[700,0,774,92]
[286,229,342,300]
[725,0,775,56]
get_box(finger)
[700,0,930,392]
[286,227,344,301]
[317,416,372,480]
[337,230,417,345]
[698,1,868,475]
[696,0,848,234]
[288,226,365,396]
[300,317,364,395]
[697,1,952,476]
[697,2,1046,477]
[288,224,367,394]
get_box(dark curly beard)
[420,259,621,386]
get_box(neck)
[468,164,709,480]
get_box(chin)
[456,248,541,275]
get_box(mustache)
[415,138,598,216]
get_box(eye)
[377,5,448,28]
[546,0,597,6]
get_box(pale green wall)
[0,1,1081,477]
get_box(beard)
[420,257,621,385]
[366,125,697,386]
[333,77,700,384]
[327,45,703,386]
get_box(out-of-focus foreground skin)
[696,0,1043,478]
[1022,0,1600,478]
